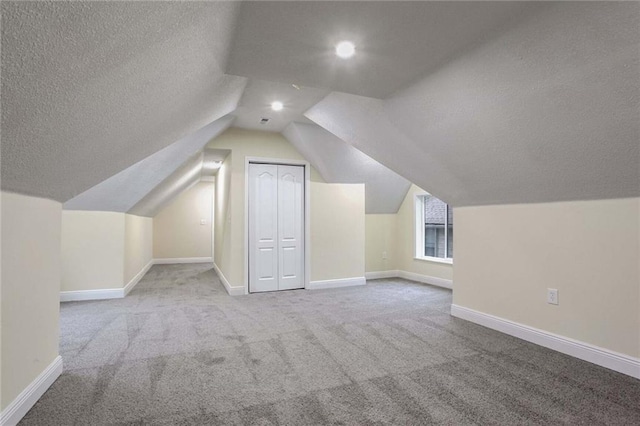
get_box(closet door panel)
[249,164,279,293]
[277,165,304,290]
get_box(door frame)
[244,157,311,294]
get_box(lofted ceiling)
[63,116,235,213]
[227,1,544,98]
[2,1,637,214]
[129,148,230,218]
[233,79,329,132]
[305,2,640,206]
[128,153,205,218]
[284,122,411,214]
[305,92,468,206]
[1,1,244,202]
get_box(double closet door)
[248,163,304,293]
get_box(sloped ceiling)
[63,115,235,212]
[228,1,543,98]
[2,2,637,212]
[129,148,229,218]
[306,2,640,207]
[283,122,411,213]
[129,153,204,218]
[234,79,329,132]
[1,1,244,202]
[305,92,467,206]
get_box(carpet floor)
[21,264,640,425]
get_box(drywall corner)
[1,192,62,412]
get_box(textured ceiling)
[128,148,229,218]
[227,1,543,98]
[306,2,640,207]
[234,79,329,132]
[1,1,243,202]
[129,153,205,218]
[305,92,466,206]
[283,122,410,214]
[2,1,637,212]
[63,115,234,212]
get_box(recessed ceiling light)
[335,41,355,59]
[271,101,283,111]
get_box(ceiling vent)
[260,117,270,124]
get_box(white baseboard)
[213,262,245,296]
[365,270,400,280]
[365,270,453,290]
[60,258,214,302]
[59,258,153,302]
[398,270,453,289]
[0,356,63,426]
[451,304,640,379]
[60,288,124,302]
[124,259,153,296]
[153,257,213,264]
[307,276,366,290]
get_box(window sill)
[414,256,453,265]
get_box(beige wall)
[208,128,325,289]
[208,129,449,289]
[61,211,125,291]
[1,192,62,410]
[365,214,397,273]
[62,211,153,290]
[124,214,153,283]
[153,181,213,260]
[365,185,454,281]
[311,183,365,281]
[209,128,367,289]
[454,197,640,358]
[214,154,233,279]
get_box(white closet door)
[249,164,279,293]
[277,165,304,290]
[249,163,305,293]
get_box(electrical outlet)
[382,251,388,260]
[547,288,559,305]
[200,219,206,225]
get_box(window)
[415,194,453,262]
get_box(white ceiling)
[1,1,243,202]
[305,92,465,206]
[283,122,411,214]
[128,148,230,218]
[227,1,545,98]
[63,116,234,213]
[233,79,329,132]
[129,153,205,218]
[2,2,637,212]
[306,3,640,206]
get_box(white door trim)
[245,157,311,295]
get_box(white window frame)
[414,193,453,264]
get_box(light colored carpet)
[21,264,640,425]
